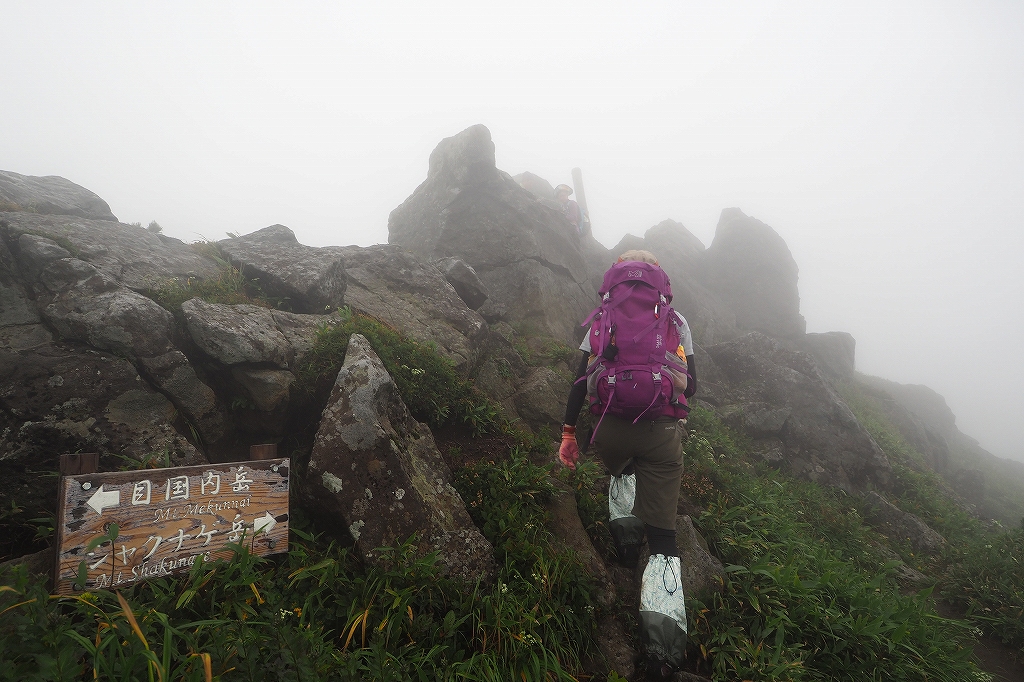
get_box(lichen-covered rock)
[0,171,118,221]
[218,225,347,314]
[0,341,205,536]
[44,285,175,360]
[707,332,891,492]
[306,334,494,582]
[388,124,595,342]
[338,244,487,370]
[182,299,293,367]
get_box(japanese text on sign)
[54,459,289,595]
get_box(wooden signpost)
[54,457,289,595]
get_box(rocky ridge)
[2,125,1007,670]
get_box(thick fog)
[3,2,1022,461]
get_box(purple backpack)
[582,261,690,432]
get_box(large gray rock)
[137,351,229,448]
[231,367,295,413]
[0,238,39,328]
[338,244,487,370]
[181,298,333,369]
[512,171,557,202]
[542,481,617,608]
[182,299,293,367]
[305,334,494,582]
[707,332,892,492]
[44,283,176,360]
[435,257,489,310]
[511,367,571,434]
[465,329,530,424]
[799,331,856,381]
[587,617,636,681]
[388,125,595,341]
[701,208,806,340]
[611,220,739,347]
[15,233,72,282]
[637,515,724,600]
[0,223,232,454]
[0,341,205,536]
[863,491,946,554]
[857,374,1024,524]
[0,324,52,351]
[856,375,959,441]
[853,376,953,474]
[218,225,347,314]
[0,213,221,290]
[0,171,118,221]
[580,231,614,298]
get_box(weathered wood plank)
[54,459,289,595]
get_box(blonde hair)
[616,249,659,265]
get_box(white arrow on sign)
[86,485,120,514]
[253,512,276,535]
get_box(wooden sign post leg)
[59,453,99,476]
[54,454,99,590]
[249,444,278,461]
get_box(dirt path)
[935,599,1024,681]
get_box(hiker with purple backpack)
[558,249,697,678]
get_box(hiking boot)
[643,655,679,680]
[613,534,643,568]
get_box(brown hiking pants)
[592,415,685,529]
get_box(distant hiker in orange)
[554,183,584,235]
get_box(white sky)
[3,2,1022,461]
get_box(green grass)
[296,309,502,436]
[678,407,986,681]
[143,264,278,317]
[510,332,578,370]
[942,524,1024,651]
[5,315,1022,680]
[1,453,598,681]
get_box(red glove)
[559,424,580,469]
